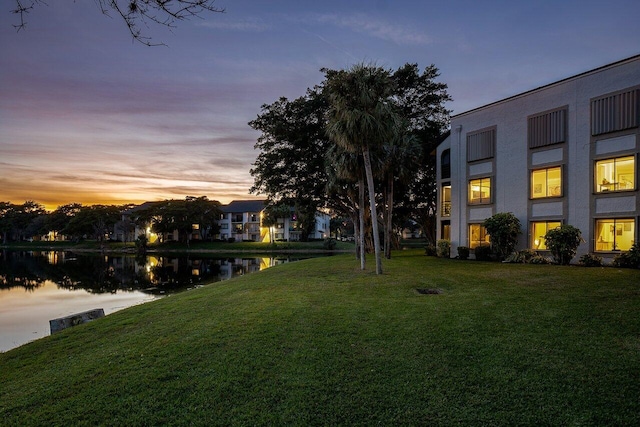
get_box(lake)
[0,250,306,352]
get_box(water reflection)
[0,250,304,352]
[0,250,299,295]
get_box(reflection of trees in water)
[0,251,48,291]
[0,251,278,294]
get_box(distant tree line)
[250,62,451,273]
[0,196,221,246]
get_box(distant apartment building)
[436,55,640,262]
[218,200,331,243]
[119,199,331,243]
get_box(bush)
[483,212,521,261]
[323,238,337,250]
[436,240,451,258]
[612,243,640,269]
[579,253,603,267]
[544,225,584,265]
[457,246,470,260]
[529,255,552,264]
[227,237,236,243]
[424,244,437,257]
[504,249,538,264]
[474,245,492,261]
[135,234,148,254]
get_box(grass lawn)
[1,250,639,426]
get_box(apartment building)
[437,55,640,261]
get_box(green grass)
[1,251,639,426]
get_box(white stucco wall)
[438,56,640,260]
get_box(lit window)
[442,184,451,217]
[531,221,561,249]
[531,167,562,198]
[469,224,490,249]
[595,219,635,251]
[468,178,491,204]
[595,156,635,192]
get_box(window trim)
[530,220,562,250]
[594,154,636,194]
[530,165,563,199]
[594,218,636,252]
[468,223,490,249]
[468,177,492,205]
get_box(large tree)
[325,64,400,275]
[249,88,330,241]
[11,0,224,46]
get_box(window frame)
[468,223,490,249]
[468,177,492,205]
[530,221,562,250]
[530,166,563,199]
[594,155,636,193]
[594,218,636,252]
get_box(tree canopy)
[249,62,451,268]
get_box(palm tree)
[325,64,399,274]
[326,144,366,269]
[380,129,421,259]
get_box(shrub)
[544,225,584,265]
[436,239,451,258]
[135,234,148,254]
[474,245,492,261]
[457,246,470,260]
[579,253,603,267]
[323,238,337,250]
[612,243,640,269]
[529,255,552,264]
[483,212,522,261]
[424,244,437,257]
[504,249,538,264]
[227,237,236,243]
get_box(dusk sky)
[1,1,639,211]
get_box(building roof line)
[452,54,640,119]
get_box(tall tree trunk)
[358,175,366,270]
[363,146,382,274]
[385,173,394,259]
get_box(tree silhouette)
[11,0,224,46]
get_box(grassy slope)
[1,251,639,426]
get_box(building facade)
[437,55,640,262]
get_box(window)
[220,223,229,229]
[441,221,450,241]
[531,221,561,250]
[441,149,451,179]
[595,156,635,192]
[595,219,635,251]
[441,184,451,216]
[591,88,639,136]
[467,127,495,162]
[468,178,491,204]
[531,167,562,198]
[469,224,490,249]
[528,107,567,148]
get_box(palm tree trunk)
[385,173,394,259]
[358,175,366,270]
[363,146,382,274]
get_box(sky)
[1,0,639,211]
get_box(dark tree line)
[0,196,221,245]
[250,62,451,273]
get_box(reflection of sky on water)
[0,280,156,352]
[0,251,303,352]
